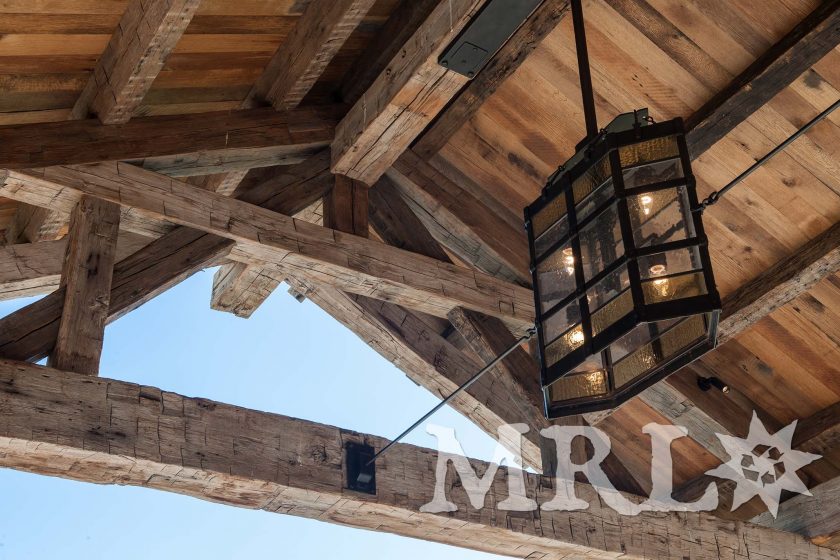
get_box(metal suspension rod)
[571,0,598,139]
[701,98,840,209]
[366,325,538,466]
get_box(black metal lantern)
[524,0,720,418]
[525,110,720,418]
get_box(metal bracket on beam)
[345,441,377,494]
[438,0,543,78]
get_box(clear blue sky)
[0,268,510,559]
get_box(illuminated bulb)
[641,194,653,216]
[649,264,671,297]
[562,247,575,276]
[569,328,585,346]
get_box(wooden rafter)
[0,358,836,560]
[753,477,840,549]
[330,0,489,184]
[324,175,369,237]
[70,0,200,124]
[48,196,121,375]
[412,0,572,159]
[0,106,338,176]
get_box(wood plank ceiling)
[0,0,838,545]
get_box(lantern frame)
[525,112,721,418]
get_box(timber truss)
[0,0,839,558]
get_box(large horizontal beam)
[0,106,339,176]
[0,164,534,331]
[752,477,840,550]
[0,358,834,560]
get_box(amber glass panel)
[642,270,707,304]
[532,195,568,239]
[537,242,577,312]
[623,158,683,189]
[608,318,679,363]
[545,325,585,367]
[618,135,679,167]
[590,290,633,336]
[543,301,582,344]
[572,157,611,205]
[579,204,623,281]
[628,186,694,247]
[535,215,569,258]
[576,179,615,224]
[587,264,630,310]
[548,364,608,402]
[612,314,707,388]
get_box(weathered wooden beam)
[209,152,334,318]
[0,154,337,362]
[337,0,441,106]
[324,175,369,238]
[684,1,840,156]
[330,0,489,184]
[752,477,840,550]
[389,151,531,285]
[413,0,572,159]
[0,164,535,331]
[0,232,151,302]
[0,358,836,560]
[70,0,200,124]
[47,196,121,375]
[3,204,66,244]
[246,0,376,110]
[187,171,250,197]
[0,106,338,176]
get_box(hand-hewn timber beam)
[246,0,376,110]
[752,477,840,550]
[0,106,338,176]
[684,1,840,156]
[0,154,336,362]
[0,164,535,331]
[324,175,369,238]
[0,358,836,560]
[209,153,335,318]
[0,233,151,302]
[413,0,572,159]
[47,196,121,375]
[3,204,66,245]
[70,0,200,124]
[330,0,491,184]
[389,150,531,285]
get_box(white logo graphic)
[705,412,820,517]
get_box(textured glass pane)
[545,325,585,367]
[537,242,578,312]
[579,204,623,281]
[618,135,679,167]
[623,158,683,189]
[576,179,615,224]
[639,247,702,279]
[535,216,569,258]
[532,195,568,239]
[543,301,582,344]
[587,264,630,310]
[609,318,680,363]
[628,186,695,247]
[591,290,633,336]
[612,314,707,388]
[572,157,611,205]
[642,270,708,304]
[548,366,608,402]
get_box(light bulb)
[562,247,575,276]
[641,194,653,216]
[649,264,671,297]
[569,328,585,345]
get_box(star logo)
[705,412,821,517]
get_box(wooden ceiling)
[0,0,839,556]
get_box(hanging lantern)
[525,110,721,418]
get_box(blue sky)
[0,268,509,560]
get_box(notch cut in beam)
[0,164,534,331]
[0,358,836,560]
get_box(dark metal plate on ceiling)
[439,0,544,78]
